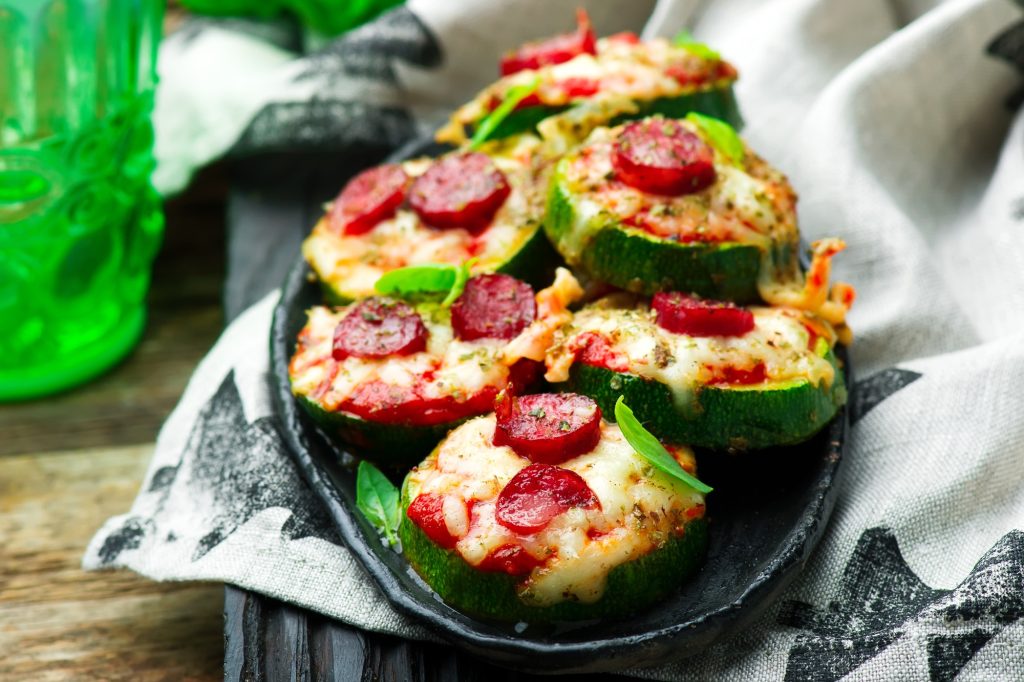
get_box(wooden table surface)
[0,166,230,681]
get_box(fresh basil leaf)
[375,260,477,307]
[614,396,713,494]
[470,77,541,149]
[672,30,721,61]
[686,111,745,167]
[375,263,458,297]
[355,460,402,547]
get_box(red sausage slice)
[451,274,537,341]
[493,393,602,464]
[477,544,542,575]
[409,153,510,232]
[500,9,597,76]
[495,463,600,534]
[329,164,409,235]
[332,298,428,360]
[407,493,459,549]
[613,119,716,196]
[652,292,754,337]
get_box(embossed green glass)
[0,0,164,400]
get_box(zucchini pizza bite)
[303,136,556,304]
[289,271,582,466]
[545,114,822,303]
[399,392,708,622]
[438,10,740,145]
[545,292,849,451]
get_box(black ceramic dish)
[268,137,852,675]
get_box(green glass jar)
[178,0,402,37]
[0,0,164,400]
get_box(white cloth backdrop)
[86,0,1024,679]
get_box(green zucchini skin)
[609,86,743,129]
[545,174,774,302]
[494,220,564,290]
[398,483,709,622]
[477,86,743,142]
[319,223,561,306]
[296,394,463,468]
[564,353,847,451]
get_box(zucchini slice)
[439,34,742,144]
[289,303,539,467]
[547,297,847,450]
[399,414,708,621]
[544,117,801,302]
[303,135,559,304]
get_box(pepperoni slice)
[652,292,754,337]
[499,9,597,76]
[477,544,542,575]
[613,119,716,196]
[407,493,459,549]
[493,393,602,464]
[495,463,600,534]
[332,298,428,360]
[451,274,536,341]
[329,164,409,236]
[409,153,511,232]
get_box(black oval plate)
[269,137,851,675]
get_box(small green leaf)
[376,260,477,307]
[686,112,745,166]
[614,396,713,494]
[356,460,402,547]
[375,263,458,298]
[470,77,541,149]
[672,30,721,61]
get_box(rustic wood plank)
[0,443,223,681]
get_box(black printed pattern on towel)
[296,6,442,84]
[185,371,337,560]
[229,7,441,156]
[849,368,922,424]
[97,516,154,565]
[779,527,1024,682]
[987,6,1024,109]
[95,371,338,566]
[231,100,417,155]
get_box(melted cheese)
[439,37,735,145]
[758,238,856,343]
[554,121,798,256]
[544,297,837,402]
[303,136,547,301]
[290,305,510,412]
[405,415,705,606]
